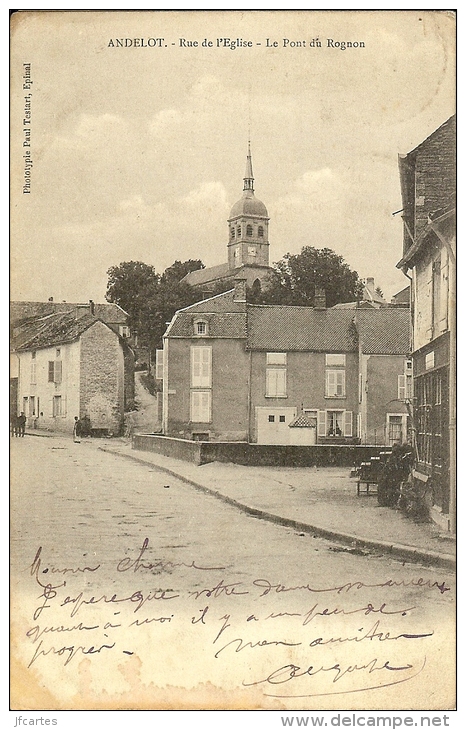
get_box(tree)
[161,259,204,286]
[257,246,363,308]
[106,261,159,330]
[106,259,205,355]
[375,286,384,299]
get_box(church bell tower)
[227,143,270,270]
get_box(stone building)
[10,302,134,434]
[397,115,456,532]
[161,282,411,446]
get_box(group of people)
[73,415,92,442]
[10,412,26,437]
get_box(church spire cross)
[243,141,254,192]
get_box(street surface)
[10,436,455,711]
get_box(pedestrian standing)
[10,414,18,437]
[73,416,82,443]
[17,412,26,437]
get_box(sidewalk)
[99,438,456,571]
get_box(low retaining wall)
[132,434,386,467]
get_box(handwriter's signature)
[242,655,427,698]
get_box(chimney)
[365,277,375,295]
[233,278,247,303]
[314,286,326,309]
[89,299,95,315]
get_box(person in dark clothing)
[10,414,18,437]
[73,416,82,442]
[17,412,26,437]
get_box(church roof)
[229,142,269,219]
[229,191,268,219]
[182,263,231,287]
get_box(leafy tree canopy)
[257,246,363,308]
[106,259,204,350]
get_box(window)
[56,348,61,358]
[388,415,403,445]
[279,415,286,423]
[155,349,163,380]
[236,225,241,237]
[432,257,442,339]
[326,370,345,397]
[234,246,240,260]
[194,320,207,336]
[258,226,264,238]
[359,373,363,403]
[398,374,413,400]
[119,325,130,338]
[246,224,253,237]
[266,353,287,397]
[30,359,36,385]
[248,246,256,257]
[267,352,286,365]
[28,396,36,417]
[231,227,235,239]
[48,360,62,384]
[53,395,62,417]
[326,354,346,366]
[327,410,343,436]
[325,410,352,437]
[325,354,345,398]
[268,415,275,423]
[190,391,211,423]
[425,351,435,370]
[191,347,211,387]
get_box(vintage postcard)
[10,10,456,714]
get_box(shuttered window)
[266,368,287,397]
[344,410,353,436]
[190,391,211,423]
[266,353,287,397]
[191,347,212,388]
[155,349,163,380]
[326,370,345,397]
[48,360,62,384]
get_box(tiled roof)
[11,312,116,351]
[10,300,127,325]
[182,263,232,287]
[355,309,411,355]
[247,306,358,352]
[289,414,317,428]
[166,312,247,339]
[179,290,247,314]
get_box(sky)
[10,10,455,303]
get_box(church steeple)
[227,143,270,270]
[243,141,254,192]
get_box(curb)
[98,445,456,572]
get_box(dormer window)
[246,224,253,237]
[258,225,264,238]
[194,319,208,336]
